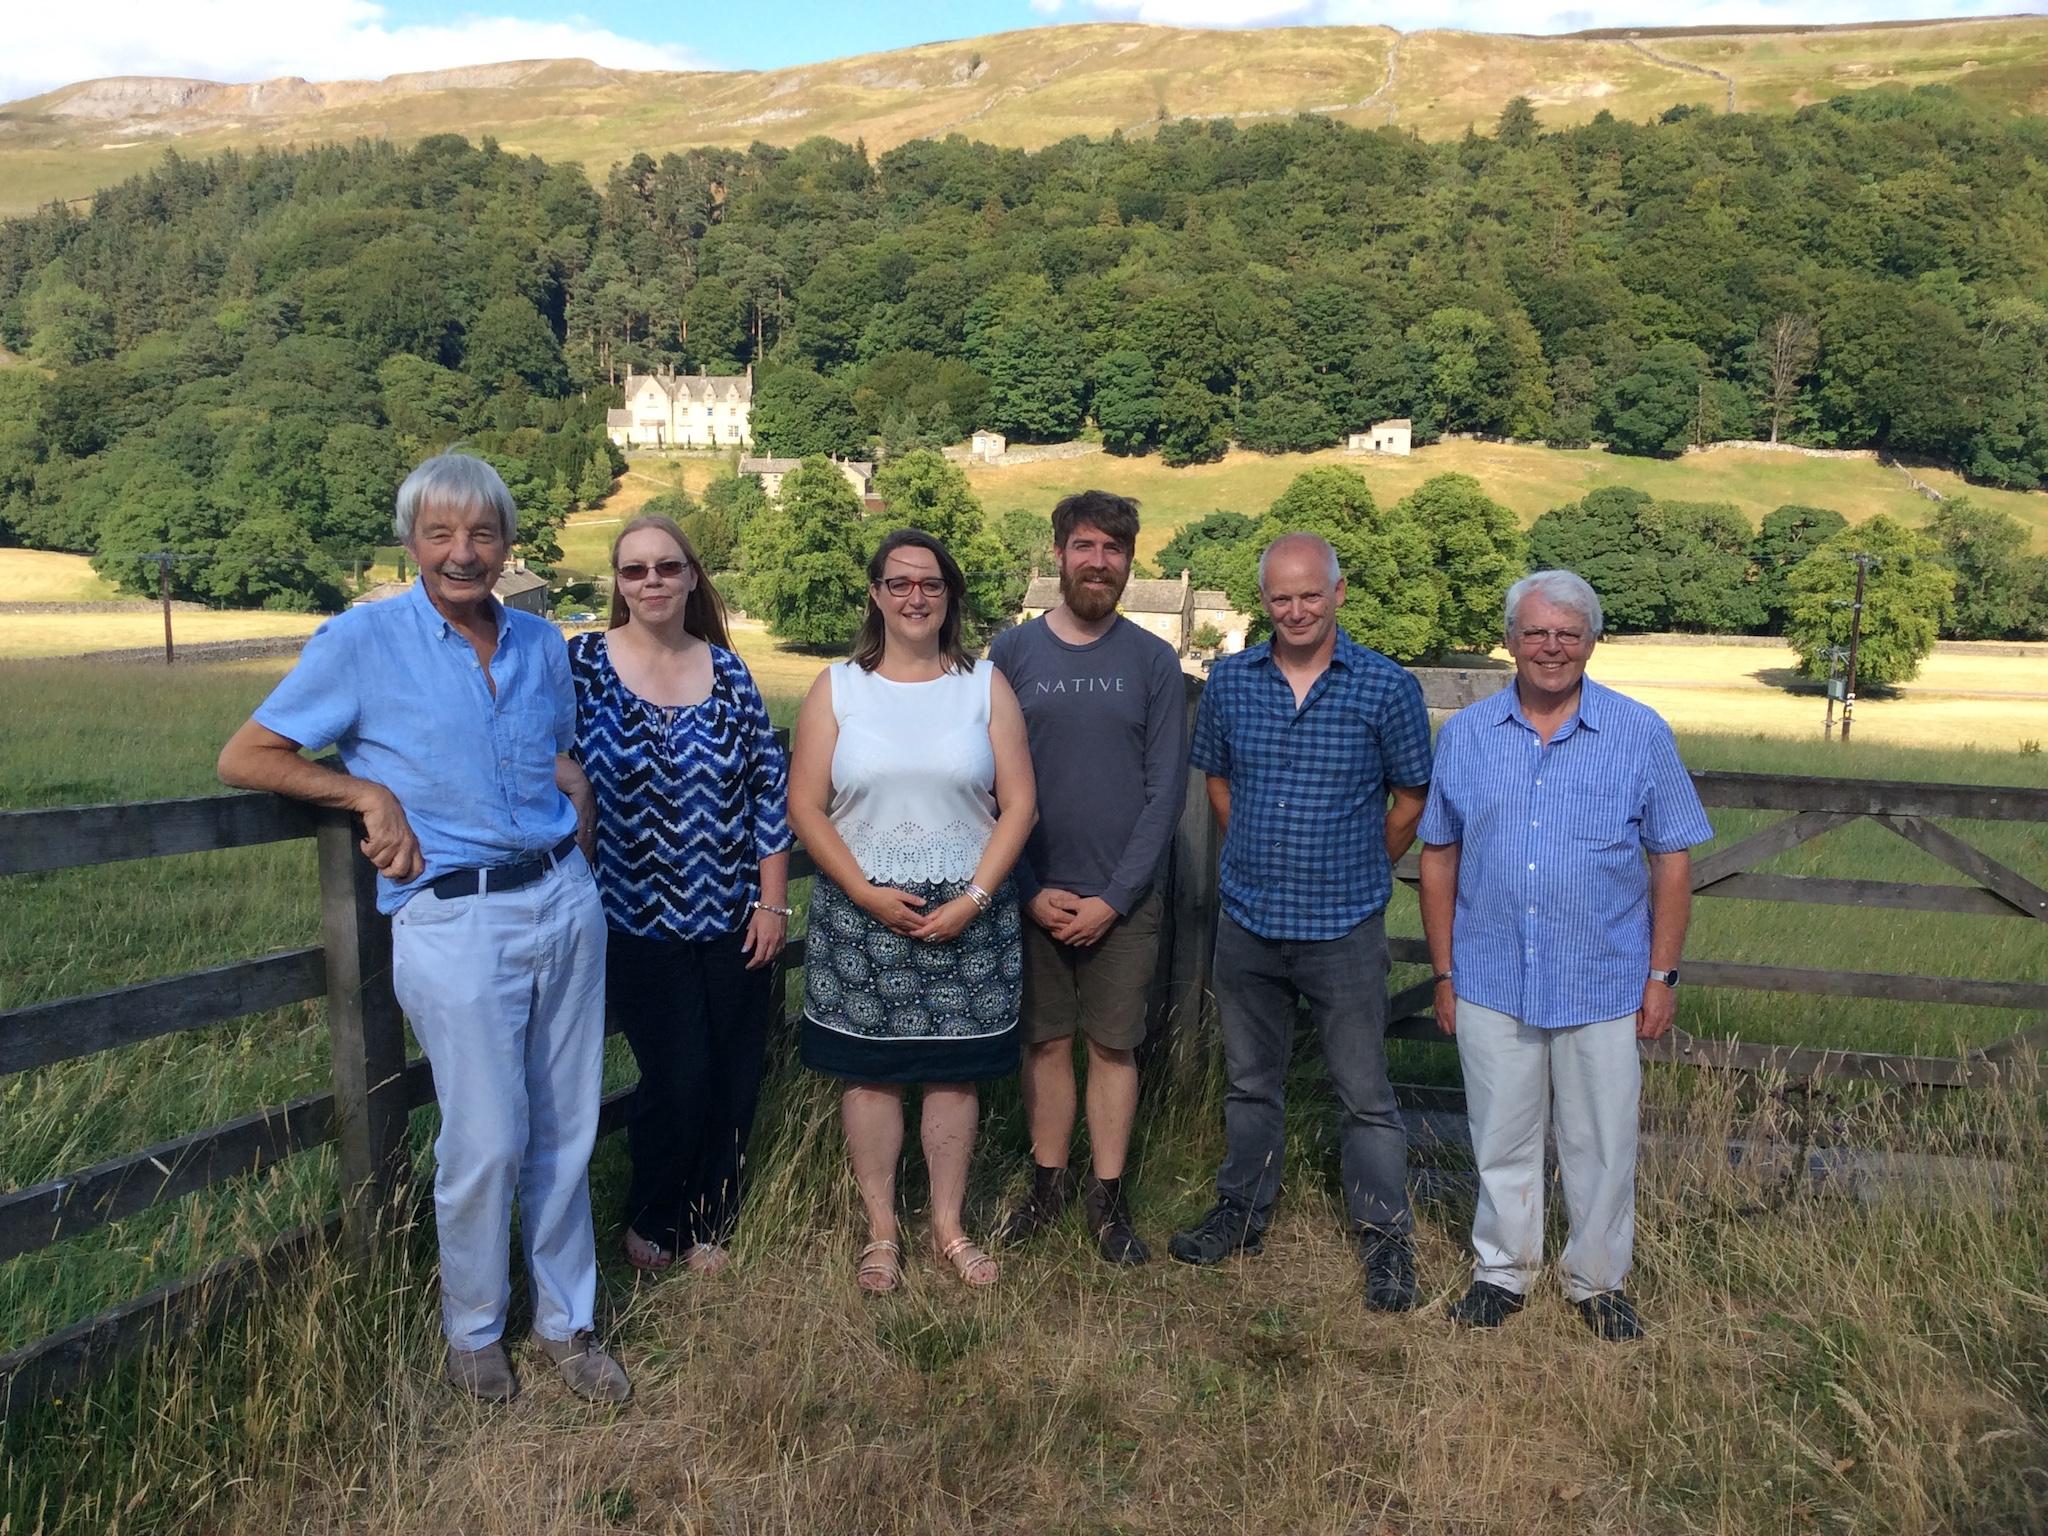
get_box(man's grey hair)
[1505,569,1603,638]
[1257,531,1342,593]
[393,452,519,545]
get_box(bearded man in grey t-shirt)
[988,491,1188,1264]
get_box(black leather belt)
[429,834,579,899]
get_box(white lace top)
[826,659,997,886]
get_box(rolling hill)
[2,15,2045,214]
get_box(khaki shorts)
[1019,890,1164,1051]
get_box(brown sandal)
[939,1235,998,1289]
[856,1238,902,1294]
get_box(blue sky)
[5,1,2039,105]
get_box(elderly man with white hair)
[1417,569,1712,1341]
[219,452,628,1402]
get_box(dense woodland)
[0,88,2044,648]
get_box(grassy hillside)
[960,439,2048,565]
[4,16,2046,213]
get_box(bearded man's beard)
[1061,564,1125,622]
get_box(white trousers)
[1454,997,1640,1302]
[390,852,608,1350]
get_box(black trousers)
[606,926,772,1252]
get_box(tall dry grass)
[7,1025,2043,1535]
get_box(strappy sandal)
[938,1235,998,1289]
[856,1238,902,1294]
[623,1227,676,1271]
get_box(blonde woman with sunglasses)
[568,513,792,1277]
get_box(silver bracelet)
[752,901,793,918]
[963,883,993,913]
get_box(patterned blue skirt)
[799,875,1022,1083]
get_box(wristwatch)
[1648,968,1679,987]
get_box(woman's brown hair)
[850,527,974,675]
[607,512,731,649]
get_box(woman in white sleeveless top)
[788,529,1036,1293]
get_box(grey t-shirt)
[989,614,1188,914]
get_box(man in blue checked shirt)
[1418,569,1712,1342]
[1170,532,1434,1312]
[218,453,629,1404]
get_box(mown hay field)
[960,440,2048,563]
[1,656,2044,1533]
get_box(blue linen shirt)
[1417,677,1714,1030]
[1189,631,1433,941]
[253,580,580,914]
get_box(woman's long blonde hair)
[607,512,731,649]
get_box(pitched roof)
[605,408,631,426]
[1371,417,1412,430]
[622,369,753,404]
[1191,589,1233,609]
[495,568,549,597]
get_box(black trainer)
[1447,1279,1526,1329]
[1576,1290,1644,1342]
[1083,1177,1150,1266]
[995,1164,1074,1247]
[1167,1200,1265,1265]
[1358,1227,1418,1312]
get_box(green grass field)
[1,656,2043,1531]
[4,16,2045,214]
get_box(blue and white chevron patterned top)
[569,632,792,940]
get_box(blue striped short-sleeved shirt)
[1418,677,1714,1030]
[1190,631,1433,941]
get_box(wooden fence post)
[316,809,409,1264]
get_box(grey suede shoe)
[445,1341,518,1402]
[530,1328,631,1403]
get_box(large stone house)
[606,365,754,450]
[1017,569,1250,657]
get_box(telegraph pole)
[149,552,176,665]
[1840,552,1872,742]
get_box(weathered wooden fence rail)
[3,681,2043,1411]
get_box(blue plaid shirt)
[1418,677,1714,1029]
[1190,632,1432,940]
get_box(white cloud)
[1029,0,1067,15]
[0,0,704,106]
[1084,0,2032,33]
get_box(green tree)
[1525,487,1667,633]
[739,455,869,647]
[465,295,568,393]
[1394,474,1523,653]
[318,423,405,558]
[1753,504,1848,633]
[870,449,1007,635]
[1495,96,1539,148]
[1091,350,1161,455]
[1650,501,1764,633]
[378,354,476,459]
[1785,517,1956,687]
[1155,510,1258,591]
[983,312,1086,442]
[1233,467,1439,660]
[1235,346,1341,454]
[750,367,868,459]
[1602,342,1703,457]
[1406,307,1509,439]
[25,263,113,365]
[703,472,770,543]
[1157,378,1228,467]
[576,451,615,511]
[1926,499,2040,640]
[996,508,1054,610]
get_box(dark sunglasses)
[617,558,688,582]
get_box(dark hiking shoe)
[1167,1200,1265,1265]
[445,1341,517,1402]
[1576,1291,1644,1342]
[1358,1227,1419,1312]
[1447,1280,1526,1330]
[1083,1177,1150,1266]
[995,1164,1075,1246]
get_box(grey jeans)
[1212,911,1411,1235]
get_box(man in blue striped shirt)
[1171,532,1434,1312]
[1418,569,1712,1341]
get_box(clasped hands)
[860,884,979,944]
[1026,888,1118,947]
